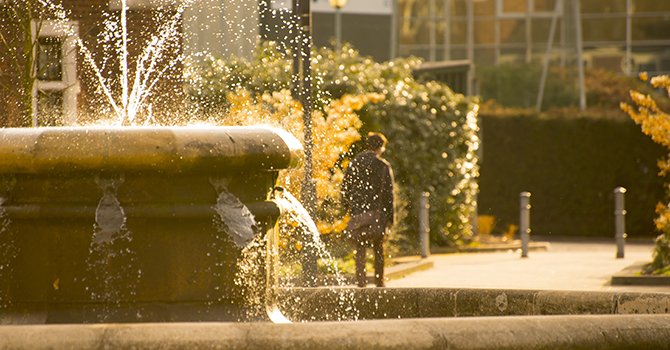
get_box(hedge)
[478,113,667,238]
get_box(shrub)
[185,42,480,248]
[621,73,670,274]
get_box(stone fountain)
[0,125,302,324]
[1,0,670,348]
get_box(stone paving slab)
[384,239,670,294]
[369,241,549,285]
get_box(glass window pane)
[502,0,525,14]
[448,47,467,60]
[435,0,446,18]
[474,0,495,16]
[450,19,467,45]
[632,46,670,75]
[399,0,431,19]
[635,0,670,12]
[37,90,64,126]
[399,18,431,45]
[37,37,63,81]
[633,17,670,41]
[475,20,495,44]
[451,0,467,17]
[436,20,448,45]
[534,0,558,13]
[399,47,431,59]
[500,19,525,44]
[582,18,627,42]
[582,0,626,14]
[532,19,560,43]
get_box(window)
[33,20,79,127]
[37,36,63,81]
[37,90,64,126]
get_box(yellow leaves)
[650,75,670,98]
[655,202,670,234]
[622,76,670,148]
[316,215,349,235]
[622,74,670,235]
[310,93,385,209]
[220,88,383,236]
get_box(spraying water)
[210,177,259,248]
[80,0,193,125]
[0,176,16,311]
[93,175,127,244]
[273,188,359,321]
[86,174,139,322]
[33,0,203,125]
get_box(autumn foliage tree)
[621,73,670,274]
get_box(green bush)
[185,42,480,247]
[478,63,670,113]
[311,45,480,246]
[478,113,666,238]
[478,63,578,111]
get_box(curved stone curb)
[1,315,669,350]
[370,258,434,283]
[612,261,670,286]
[430,241,550,254]
[280,287,670,321]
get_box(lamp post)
[328,0,348,50]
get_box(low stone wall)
[1,315,669,350]
[279,287,670,321]
[2,288,670,350]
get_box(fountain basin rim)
[3,200,281,219]
[0,126,303,174]
[1,315,670,350]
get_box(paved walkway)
[386,238,670,293]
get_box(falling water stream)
[0,176,16,311]
[210,177,259,248]
[272,189,359,322]
[86,174,140,322]
[205,181,359,322]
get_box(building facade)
[1,0,257,127]
[397,0,670,75]
[3,0,669,127]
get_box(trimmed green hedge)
[478,113,667,238]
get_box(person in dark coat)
[341,132,394,287]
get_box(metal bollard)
[614,187,627,259]
[520,192,531,258]
[419,192,430,258]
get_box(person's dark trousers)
[354,234,385,288]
